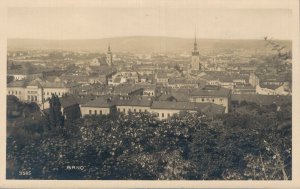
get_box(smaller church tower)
[191,32,201,71]
[106,43,113,67]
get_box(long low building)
[80,95,225,120]
[189,85,231,113]
[81,97,116,116]
[150,101,225,119]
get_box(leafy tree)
[48,94,64,128]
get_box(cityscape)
[6,6,292,180]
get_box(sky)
[7,7,292,40]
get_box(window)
[59,92,61,96]
[162,113,164,118]
[28,96,30,100]
[100,110,102,115]
[47,92,49,95]
[134,109,136,112]
[94,110,97,115]
[157,113,159,117]
[202,98,204,102]
[118,108,120,112]
[220,98,223,102]
[168,113,170,117]
[145,109,147,112]
[123,108,125,113]
[212,99,215,102]
[8,91,10,95]
[139,109,141,112]
[89,110,92,115]
[19,91,21,95]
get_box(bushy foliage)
[6,102,291,180]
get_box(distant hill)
[8,36,292,53]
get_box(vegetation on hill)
[6,96,291,180]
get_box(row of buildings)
[45,91,227,121]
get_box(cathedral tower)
[191,32,201,71]
[106,43,113,67]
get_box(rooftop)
[113,96,153,107]
[190,86,231,97]
[59,95,79,108]
[82,96,114,108]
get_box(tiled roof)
[168,78,200,84]
[27,80,42,88]
[59,95,79,108]
[156,72,169,79]
[113,84,143,95]
[190,86,231,97]
[82,96,114,108]
[74,95,95,105]
[113,96,153,107]
[158,93,189,102]
[40,81,67,88]
[136,84,156,90]
[234,85,255,90]
[7,80,27,87]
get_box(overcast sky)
[7,7,292,40]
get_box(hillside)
[8,36,292,53]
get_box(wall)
[189,96,229,113]
[116,105,151,114]
[81,107,111,116]
[7,87,25,100]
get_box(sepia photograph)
[1,0,300,188]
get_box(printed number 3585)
[19,170,31,176]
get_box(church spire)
[194,28,198,51]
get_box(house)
[136,84,157,97]
[41,81,71,101]
[150,101,225,120]
[233,84,256,94]
[168,78,202,89]
[81,96,116,116]
[156,73,169,86]
[256,83,291,96]
[189,85,231,113]
[7,69,28,81]
[114,96,153,114]
[7,78,71,106]
[7,80,27,101]
[59,95,81,120]
[41,95,81,120]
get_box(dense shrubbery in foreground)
[6,99,291,180]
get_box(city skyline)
[8,7,292,40]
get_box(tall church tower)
[106,43,113,67]
[191,32,201,71]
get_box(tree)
[48,94,64,128]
